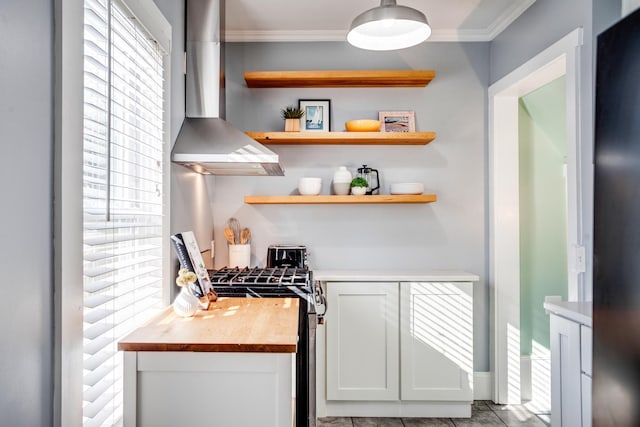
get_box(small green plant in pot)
[281,106,304,132]
[350,177,368,195]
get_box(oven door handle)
[314,281,327,323]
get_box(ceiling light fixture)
[347,0,431,51]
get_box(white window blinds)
[83,0,166,425]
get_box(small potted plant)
[350,177,368,195]
[281,106,304,132]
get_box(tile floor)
[317,401,550,427]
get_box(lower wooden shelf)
[244,194,437,204]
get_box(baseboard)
[473,372,493,400]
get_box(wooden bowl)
[345,119,381,132]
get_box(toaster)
[266,245,308,268]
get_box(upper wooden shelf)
[244,194,437,205]
[244,70,436,88]
[245,131,435,145]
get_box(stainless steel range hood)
[171,0,284,176]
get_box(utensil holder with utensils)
[225,217,251,268]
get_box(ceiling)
[225,0,537,43]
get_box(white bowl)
[298,177,322,195]
[390,182,424,195]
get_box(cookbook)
[170,232,213,297]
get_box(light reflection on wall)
[527,340,551,415]
[507,323,522,403]
[407,282,473,392]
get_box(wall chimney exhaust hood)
[171,0,284,176]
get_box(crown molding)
[484,0,537,39]
[224,1,537,43]
[225,29,494,43]
[225,30,347,43]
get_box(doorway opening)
[488,28,584,408]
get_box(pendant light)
[347,0,431,51]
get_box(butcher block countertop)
[118,297,299,353]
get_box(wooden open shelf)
[245,131,435,145]
[244,194,437,205]
[244,70,436,88]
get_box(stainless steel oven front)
[208,267,324,427]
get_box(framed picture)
[378,111,416,132]
[299,99,331,132]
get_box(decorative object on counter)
[390,182,424,195]
[333,166,353,195]
[170,232,213,297]
[356,164,380,194]
[173,268,209,317]
[298,177,322,195]
[379,110,416,132]
[350,177,368,195]
[347,0,431,51]
[280,105,304,132]
[345,119,381,132]
[299,99,331,132]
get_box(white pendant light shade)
[347,0,431,51]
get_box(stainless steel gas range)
[208,266,325,427]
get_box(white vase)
[173,286,201,317]
[333,166,352,195]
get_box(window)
[82,0,169,425]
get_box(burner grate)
[209,266,310,286]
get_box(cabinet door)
[581,373,592,427]
[326,282,399,401]
[550,314,582,427]
[400,282,473,401]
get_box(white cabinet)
[326,282,399,400]
[323,280,474,417]
[546,302,592,427]
[123,352,293,427]
[400,282,473,401]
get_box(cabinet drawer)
[581,326,592,376]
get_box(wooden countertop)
[118,297,299,353]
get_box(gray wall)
[490,0,621,300]
[153,0,216,299]
[218,41,491,371]
[0,0,54,424]
[490,0,589,84]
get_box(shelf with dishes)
[245,131,436,145]
[244,194,437,205]
[243,70,436,88]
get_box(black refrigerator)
[593,7,640,427]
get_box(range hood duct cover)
[171,0,284,176]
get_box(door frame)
[488,28,584,404]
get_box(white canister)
[333,166,352,195]
[229,244,251,268]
